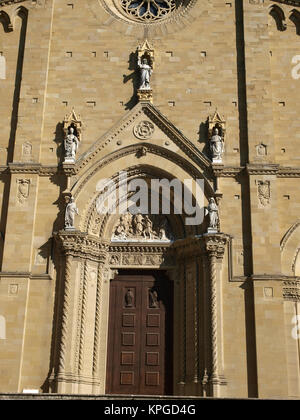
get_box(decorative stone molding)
[283,279,300,301]
[108,243,175,268]
[246,163,279,175]
[280,220,300,251]
[54,231,109,264]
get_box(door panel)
[106,272,173,395]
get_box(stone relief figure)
[159,219,168,241]
[149,289,159,308]
[206,197,219,231]
[133,213,144,236]
[209,127,224,162]
[125,289,134,307]
[64,126,79,162]
[144,215,153,239]
[112,213,173,242]
[65,196,79,229]
[138,56,152,90]
[114,214,131,240]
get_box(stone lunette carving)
[112,213,173,242]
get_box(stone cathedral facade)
[0,0,299,399]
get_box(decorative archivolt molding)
[72,143,215,201]
[280,220,300,251]
[81,166,192,239]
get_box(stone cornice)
[2,161,300,179]
[0,271,53,280]
[246,163,280,176]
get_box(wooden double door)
[106,271,173,395]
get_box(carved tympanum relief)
[111,213,173,242]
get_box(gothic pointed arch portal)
[49,103,230,397]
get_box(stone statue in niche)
[64,196,79,230]
[64,126,79,163]
[206,197,219,233]
[209,127,224,163]
[138,56,152,90]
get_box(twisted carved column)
[78,260,88,374]
[207,251,219,385]
[92,263,103,377]
[58,252,72,375]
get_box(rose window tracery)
[120,0,176,21]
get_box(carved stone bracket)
[173,233,229,261]
[54,231,109,264]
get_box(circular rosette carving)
[133,120,155,140]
